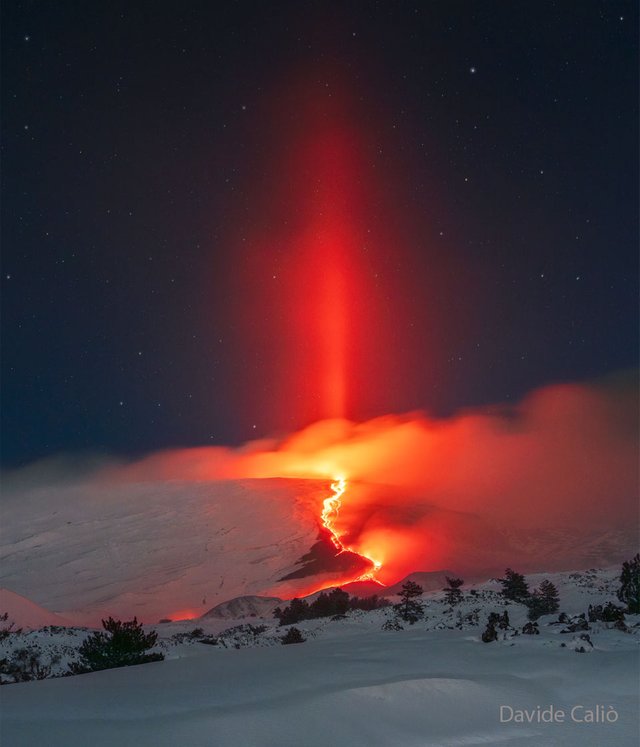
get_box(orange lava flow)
[321,477,384,585]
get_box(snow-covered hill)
[201,594,283,619]
[0,589,72,630]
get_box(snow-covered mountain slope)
[499,526,639,574]
[1,469,636,627]
[0,478,327,625]
[0,589,72,630]
[1,567,638,747]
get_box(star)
[469,66,477,74]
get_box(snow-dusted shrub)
[587,602,625,623]
[560,614,589,633]
[522,621,539,635]
[216,624,269,649]
[456,608,480,629]
[481,611,512,642]
[0,613,22,641]
[171,629,218,645]
[481,618,498,643]
[1,646,60,684]
[382,618,404,631]
[281,627,305,645]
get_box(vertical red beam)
[302,124,359,420]
[223,74,412,430]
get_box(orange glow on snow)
[167,608,200,622]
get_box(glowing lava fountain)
[321,477,384,585]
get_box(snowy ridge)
[201,595,283,619]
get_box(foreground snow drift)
[1,567,639,746]
[1,624,638,747]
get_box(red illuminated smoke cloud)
[118,372,638,582]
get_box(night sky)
[2,1,638,466]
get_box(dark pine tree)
[617,553,640,613]
[443,577,464,606]
[527,579,560,620]
[69,617,163,674]
[307,592,332,618]
[327,588,350,615]
[538,580,560,613]
[527,595,546,621]
[394,581,425,624]
[274,598,311,626]
[309,588,351,618]
[349,594,391,612]
[499,569,530,603]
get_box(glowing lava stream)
[321,477,384,585]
